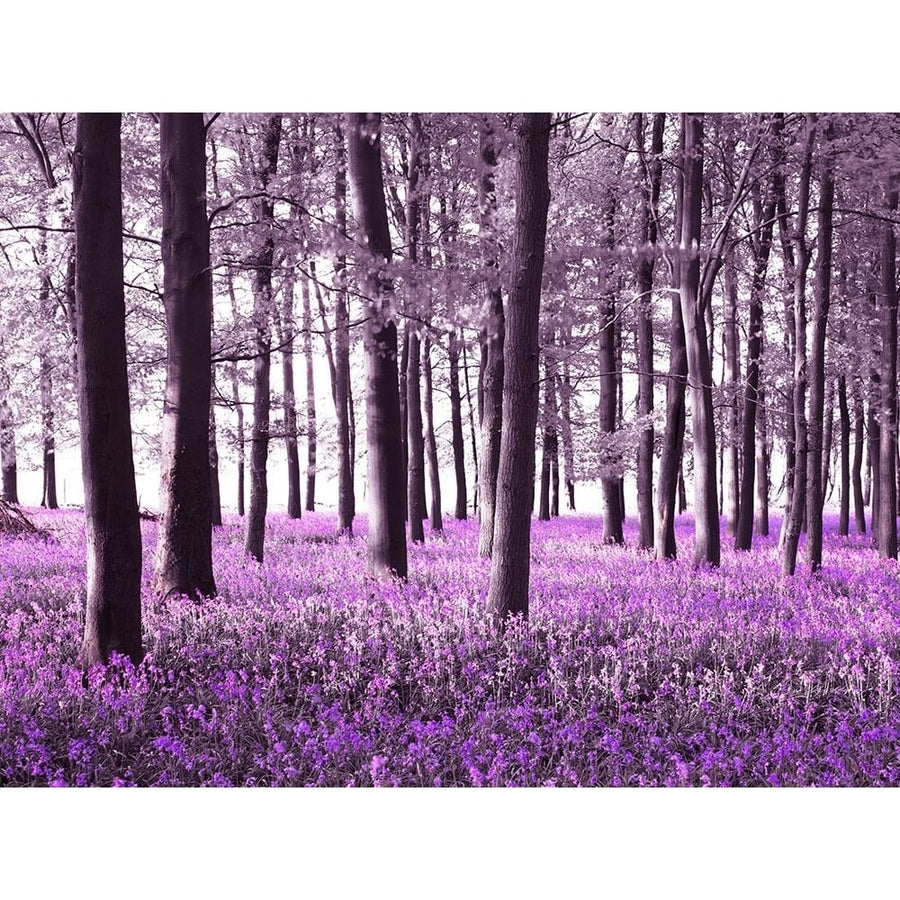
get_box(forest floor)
[1,507,898,786]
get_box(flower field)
[1,508,899,786]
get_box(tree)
[486,112,551,621]
[680,113,720,567]
[73,113,143,666]
[244,114,282,562]
[152,113,217,599]
[477,116,505,557]
[346,113,407,578]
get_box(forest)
[0,111,899,792]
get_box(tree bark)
[346,113,407,578]
[40,351,58,508]
[153,113,217,599]
[73,112,143,666]
[332,122,355,535]
[448,331,467,519]
[755,388,770,536]
[852,382,866,532]
[723,260,741,536]
[877,183,899,558]
[486,113,551,622]
[423,334,443,532]
[210,394,222,527]
[679,113,720,567]
[244,114,282,562]
[599,279,623,543]
[634,112,664,549]
[805,122,834,573]
[280,260,302,519]
[301,271,317,512]
[782,117,815,576]
[838,374,851,536]
[477,116,505,557]
[0,395,18,504]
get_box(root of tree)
[0,499,53,539]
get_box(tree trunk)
[477,116,505,557]
[600,281,623,544]
[462,338,479,516]
[332,122,355,535]
[153,113,217,598]
[0,395,18,504]
[280,261,302,519]
[782,118,815,576]
[634,112,664,549]
[244,114,282,563]
[346,113,407,578]
[423,335,443,532]
[73,113,143,666]
[805,123,834,573]
[407,328,427,542]
[838,374,851,536]
[40,351,58,509]
[558,322,576,511]
[723,261,741,536]
[877,183,899,558]
[301,271,317,512]
[486,113,551,622]
[231,360,246,517]
[755,389,770,536]
[852,383,866,532]
[210,395,222,527]
[679,113,720,567]
[448,331,467,519]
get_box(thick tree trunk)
[423,335,443,532]
[877,184,899,558]
[333,122,355,535]
[346,113,407,578]
[280,263,302,519]
[448,331,467,519]
[805,124,834,573]
[477,116,505,557]
[153,113,217,599]
[73,113,143,666]
[301,272,317,512]
[679,114,720,567]
[244,114,282,563]
[486,113,551,622]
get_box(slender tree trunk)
[423,335,443,532]
[558,322,576,511]
[153,113,217,598]
[40,351,58,508]
[0,396,18,504]
[231,360,246,516]
[656,123,687,561]
[805,123,834,573]
[477,116,505,557]
[782,118,815,576]
[407,327,427,542]
[332,122,354,535]
[723,261,741,536]
[346,113,407,578]
[448,331,467,519]
[634,112,664,549]
[73,112,143,666]
[486,113,551,622]
[462,338,479,516]
[244,114,282,563]
[755,389,770,536]
[600,281,623,543]
[679,113,720,567]
[210,395,222,527]
[852,382,866,532]
[877,183,899,558]
[301,271,317,512]
[822,380,836,502]
[869,392,881,539]
[837,374,851,536]
[280,261,302,519]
